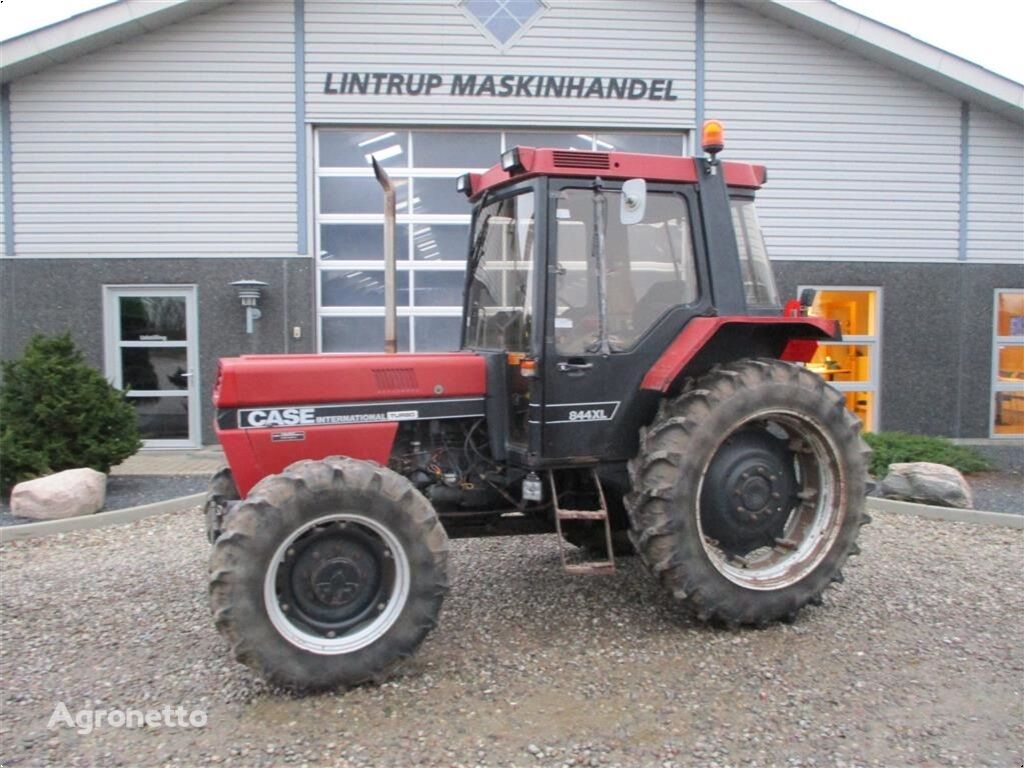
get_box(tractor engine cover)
[213,352,487,496]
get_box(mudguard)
[641,316,840,393]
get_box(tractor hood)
[214,351,487,408]
[212,351,488,496]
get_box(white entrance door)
[104,286,200,448]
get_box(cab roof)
[463,147,767,201]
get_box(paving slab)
[111,446,225,476]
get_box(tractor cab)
[458,133,781,467]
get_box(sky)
[0,0,1022,85]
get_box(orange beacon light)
[701,119,725,158]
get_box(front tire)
[626,358,869,626]
[204,466,238,544]
[209,457,449,690]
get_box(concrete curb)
[2,493,1019,543]
[867,497,1023,529]
[0,493,205,543]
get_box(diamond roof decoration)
[461,0,547,49]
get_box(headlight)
[501,147,524,173]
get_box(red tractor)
[206,122,869,689]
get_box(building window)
[803,287,881,432]
[992,289,1024,437]
[460,0,547,48]
[314,128,686,353]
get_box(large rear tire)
[209,456,449,690]
[626,358,869,626]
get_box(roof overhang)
[734,0,1023,124]
[0,0,235,84]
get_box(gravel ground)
[0,475,209,527]
[1,508,1021,768]
[966,470,1024,515]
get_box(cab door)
[539,180,709,461]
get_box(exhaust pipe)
[372,157,398,354]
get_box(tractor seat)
[632,280,689,332]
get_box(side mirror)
[620,178,646,225]
[799,288,817,310]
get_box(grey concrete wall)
[774,261,1024,438]
[0,257,315,444]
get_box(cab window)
[464,191,536,351]
[554,189,696,354]
[730,199,779,307]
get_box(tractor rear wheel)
[209,456,448,690]
[626,358,869,626]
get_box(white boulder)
[10,468,107,520]
[879,462,974,509]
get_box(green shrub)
[1,333,141,492]
[862,431,992,478]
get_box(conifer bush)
[1,333,141,492]
[862,431,992,478]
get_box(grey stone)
[10,468,107,520]
[879,462,974,509]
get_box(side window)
[731,199,779,307]
[554,189,696,354]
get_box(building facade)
[1,0,1022,447]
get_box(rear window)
[730,199,779,308]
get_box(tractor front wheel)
[626,358,869,626]
[204,466,238,544]
[209,456,448,690]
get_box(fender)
[641,316,840,393]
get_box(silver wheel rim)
[696,409,846,591]
[264,513,411,655]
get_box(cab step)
[550,469,616,575]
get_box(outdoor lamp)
[230,280,268,334]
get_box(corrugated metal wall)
[8,0,297,259]
[0,125,6,253]
[967,107,1024,264]
[304,0,697,128]
[704,0,964,263]
[1,0,1019,269]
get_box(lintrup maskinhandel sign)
[323,72,679,101]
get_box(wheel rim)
[264,513,410,655]
[696,409,845,591]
